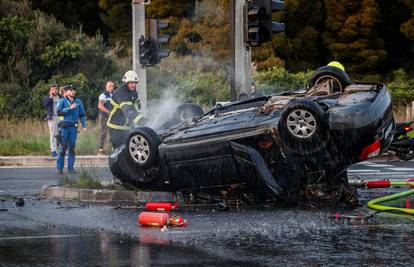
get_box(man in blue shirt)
[56,85,87,174]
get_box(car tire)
[127,127,161,169]
[309,66,352,93]
[176,103,204,123]
[108,145,128,180]
[109,145,153,186]
[396,150,414,161]
[278,99,329,155]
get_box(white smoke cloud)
[145,86,184,130]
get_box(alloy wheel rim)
[129,135,150,164]
[287,109,317,139]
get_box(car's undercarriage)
[109,67,395,206]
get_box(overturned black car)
[109,67,395,205]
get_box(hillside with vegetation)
[2,0,414,120]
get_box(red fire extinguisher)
[138,212,169,227]
[145,202,178,212]
[138,212,188,227]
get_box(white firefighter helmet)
[122,70,139,83]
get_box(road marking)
[355,161,371,165]
[386,167,414,171]
[349,172,413,177]
[363,164,393,168]
[0,234,86,241]
[348,169,381,173]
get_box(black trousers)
[109,129,130,148]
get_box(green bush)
[388,69,414,106]
[253,66,313,94]
[147,55,230,107]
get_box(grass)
[59,163,117,190]
[0,119,111,156]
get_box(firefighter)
[107,70,143,148]
[56,85,87,174]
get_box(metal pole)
[229,0,236,102]
[132,1,147,114]
[234,0,252,99]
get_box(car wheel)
[396,150,414,161]
[309,66,352,93]
[108,145,127,180]
[278,99,329,155]
[176,103,204,122]
[109,144,153,186]
[127,127,161,169]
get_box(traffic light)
[138,35,156,66]
[149,19,171,65]
[269,0,285,35]
[245,0,285,47]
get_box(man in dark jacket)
[42,83,61,157]
[107,70,142,148]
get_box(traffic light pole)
[132,1,147,114]
[230,0,252,101]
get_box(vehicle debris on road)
[15,197,25,207]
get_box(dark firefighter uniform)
[107,83,143,147]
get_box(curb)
[0,155,108,167]
[41,185,184,205]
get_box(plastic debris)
[15,197,25,207]
[168,215,188,227]
[329,212,375,223]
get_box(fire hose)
[365,180,414,215]
[332,179,414,221]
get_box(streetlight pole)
[132,0,147,114]
[230,0,252,101]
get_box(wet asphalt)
[1,161,414,266]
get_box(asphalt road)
[0,166,112,195]
[1,161,414,266]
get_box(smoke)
[145,86,184,130]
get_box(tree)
[254,0,325,71]
[322,0,387,76]
[31,0,109,39]
[0,0,116,119]
[146,0,196,18]
[369,1,411,74]
[98,0,132,47]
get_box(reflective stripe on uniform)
[106,122,131,130]
[119,102,133,108]
[133,113,144,124]
[107,99,133,130]
[110,99,120,108]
